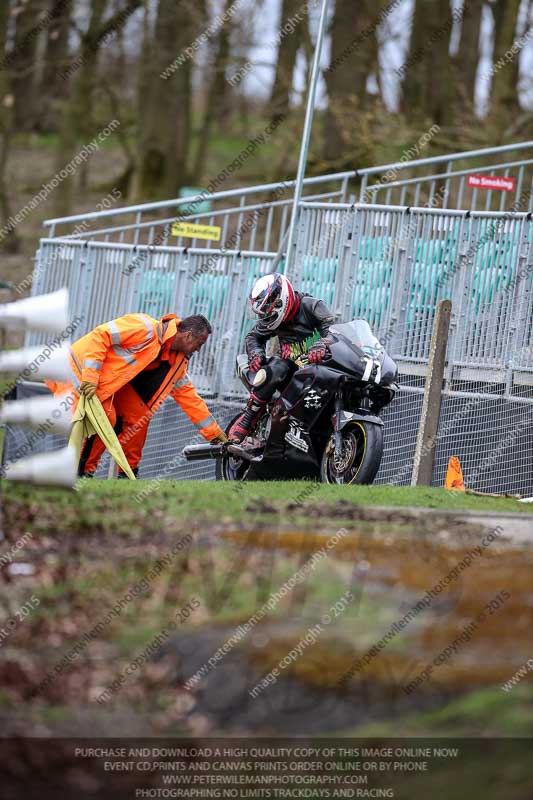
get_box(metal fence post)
[445,213,472,373]
[333,207,355,321]
[390,208,417,358]
[283,0,330,275]
[511,217,533,368]
[411,299,452,486]
[341,206,364,323]
[384,208,409,353]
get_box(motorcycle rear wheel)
[320,421,383,485]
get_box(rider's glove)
[308,339,329,364]
[248,351,264,372]
[280,343,292,359]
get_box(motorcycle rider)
[228,273,334,443]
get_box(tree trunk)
[445,0,483,143]
[39,0,73,131]
[192,0,231,183]
[322,0,379,169]
[137,0,153,109]
[136,0,197,200]
[268,0,306,123]
[10,0,47,131]
[0,1,19,252]
[53,0,141,215]
[490,0,522,122]
[129,0,151,201]
[53,0,108,213]
[110,0,128,86]
[401,0,453,126]
[78,0,112,191]
[456,0,483,109]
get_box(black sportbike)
[183,320,398,484]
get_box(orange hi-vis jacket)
[55,312,223,442]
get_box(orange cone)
[445,456,465,491]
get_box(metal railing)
[42,173,354,253]
[41,141,533,256]
[358,141,533,213]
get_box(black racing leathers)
[245,293,334,363]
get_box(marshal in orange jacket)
[50,312,224,443]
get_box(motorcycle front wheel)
[320,421,383,485]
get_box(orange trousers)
[79,384,153,476]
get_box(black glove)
[308,339,329,364]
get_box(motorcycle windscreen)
[330,320,384,358]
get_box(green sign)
[178,187,212,216]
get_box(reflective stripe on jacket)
[59,312,222,442]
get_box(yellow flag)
[69,394,136,480]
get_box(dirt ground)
[1,483,533,798]
[1,486,532,739]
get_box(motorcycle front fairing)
[327,320,398,388]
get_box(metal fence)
[41,141,533,255]
[294,202,533,380]
[6,142,533,494]
[5,198,531,495]
[289,201,533,495]
[42,173,354,254]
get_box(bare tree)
[73,0,109,191]
[490,0,522,122]
[455,0,484,111]
[135,0,199,200]
[192,0,227,184]
[0,0,19,251]
[268,0,306,123]
[323,0,380,169]
[53,0,141,214]
[39,0,73,130]
[443,0,485,145]
[401,0,454,126]
[10,0,48,131]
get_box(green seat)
[139,270,175,318]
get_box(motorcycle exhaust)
[182,443,224,461]
[182,442,258,463]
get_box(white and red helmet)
[249,273,298,331]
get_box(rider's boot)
[228,393,267,443]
